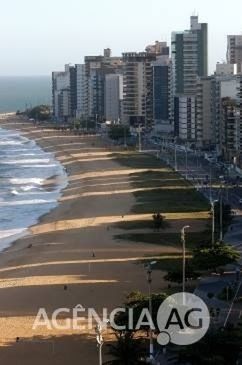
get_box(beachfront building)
[171,16,208,143]
[76,64,86,118]
[172,16,208,96]
[227,35,242,74]
[104,73,123,122]
[122,41,169,127]
[52,65,71,121]
[174,95,196,140]
[195,76,213,147]
[84,49,123,122]
[152,54,173,132]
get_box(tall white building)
[104,74,123,121]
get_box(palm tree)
[104,330,147,365]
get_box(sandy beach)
[0,117,207,364]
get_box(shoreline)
[0,116,209,364]
[0,116,169,364]
[0,124,68,254]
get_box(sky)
[0,0,242,76]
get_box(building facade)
[174,95,196,140]
[84,49,123,121]
[172,16,208,95]
[196,77,213,147]
[104,73,123,121]
[227,35,242,74]
[152,55,173,131]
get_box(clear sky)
[1,0,242,76]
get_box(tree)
[152,213,166,231]
[27,105,51,121]
[193,242,240,272]
[113,291,167,332]
[104,330,146,365]
[179,327,242,365]
[164,266,201,285]
[108,125,130,141]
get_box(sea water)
[0,128,67,250]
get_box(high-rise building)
[52,65,71,121]
[76,64,86,118]
[196,77,213,147]
[152,55,172,131]
[172,16,208,95]
[104,74,123,121]
[174,95,196,140]
[227,35,242,74]
[210,73,242,157]
[221,97,241,163]
[122,41,169,126]
[122,52,155,126]
[84,50,123,121]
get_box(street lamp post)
[185,145,188,179]
[211,200,218,247]
[174,144,178,171]
[138,125,142,152]
[219,179,223,242]
[95,114,98,133]
[146,261,157,361]
[95,324,104,365]
[123,123,127,149]
[181,226,190,294]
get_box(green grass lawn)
[112,151,210,264]
[114,230,211,249]
[113,152,209,214]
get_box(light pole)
[123,123,127,149]
[95,114,98,133]
[138,125,142,152]
[146,261,157,361]
[95,324,104,365]
[211,200,218,247]
[219,178,223,242]
[181,226,190,294]
[185,145,188,179]
[174,144,178,171]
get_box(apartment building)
[104,73,123,121]
[227,35,242,74]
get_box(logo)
[33,292,210,346]
[156,292,210,346]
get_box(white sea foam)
[0,127,68,251]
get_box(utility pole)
[146,261,157,361]
[220,183,223,242]
[138,125,142,152]
[174,144,177,171]
[181,226,190,295]
[211,200,218,247]
[185,145,188,179]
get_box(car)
[239,199,242,205]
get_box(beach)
[0,116,206,364]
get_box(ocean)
[0,127,67,251]
[0,76,51,113]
